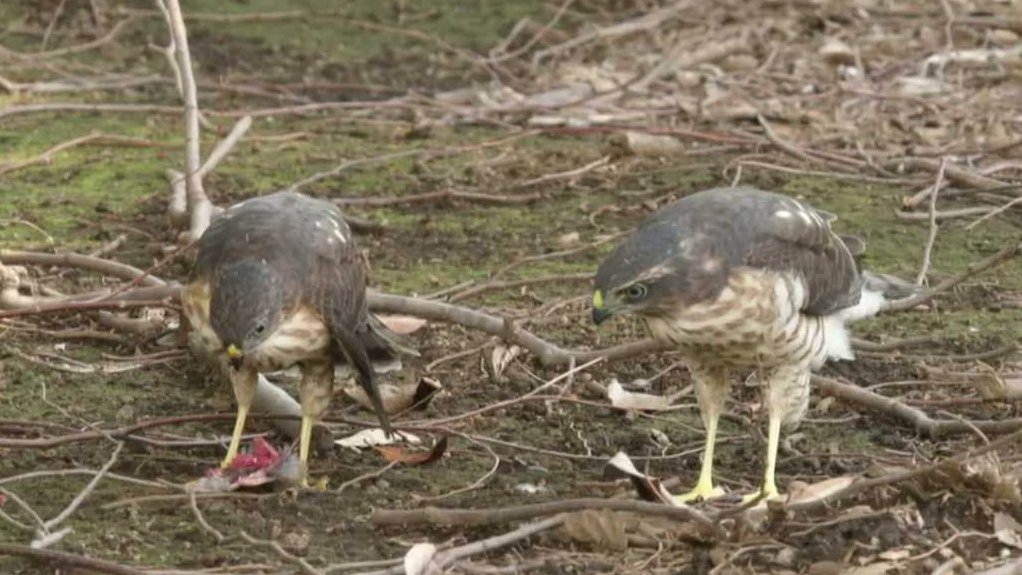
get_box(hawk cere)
[592,187,917,502]
[181,192,415,487]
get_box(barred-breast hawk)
[591,187,915,502]
[182,191,415,487]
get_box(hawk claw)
[673,482,726,504]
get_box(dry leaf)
[786,475,855,505]
[557,231,580,249]
[377,314,428,335]
[560,509,629,551]
[995,512,1022,549]
[607,379,681,411]
[819,38,856,66]
[344,377,443,415]
[403,543,442,575]
[489,344,523,380]
[605,451,678,505]
[614,131,686,157]
[376,435,448,465]
[335,428,421,451]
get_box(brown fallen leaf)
[376,435,448,465]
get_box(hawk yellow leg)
[742,392,784,504]
[675,369,728,504]
[298,362,334,489]
[222,366,258,469]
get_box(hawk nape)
[182,191,416,487]
[591,187,916,503]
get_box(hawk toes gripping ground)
[182,191,415,487]
[592,187,917,503]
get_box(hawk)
[591,187,915,502]
[182,191,415,487]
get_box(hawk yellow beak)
[226,344,242,360]
[591,290,611,325]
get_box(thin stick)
[0,543,147,575]
[372,497,716,531]
[885,242,1020,312]
[966,193,1022,229]
[197,115,253,178]
[43,442,124,531]
[360,515,567,575]
[189,493,225,543]
[239,531,325,575]
[916,157,946,285]
[788,425,1022,514]
[0,249,166,286]
[158,0,213,238]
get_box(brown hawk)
[182,191,415,487]
[591,187,915,502]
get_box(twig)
[813,375,1022,438]
[239,530,325,575]
[0,543,147,575]
[197,115,252,178]
[486,0,575,64]
[895,206,995,221]
[0,133,173,176]
[787,425,1022,513]
[287,132,535,193]
[43,442,123,531]
[531,0,693,65]
[898,157,1008,207]
[447,272,592,303]
[189,493,225,543]
[0,250,166,286]
[884,242,1020,312]
[359,516,567,575]
[336,461,399,493]
[966,193,1022,229]
[336,188,542,208]
[367,291,667,367]
[0,17,139,60]
[916,157,946,285]
[372,497,716,533]
[157,0,214,239]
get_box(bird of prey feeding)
[591,187,915,503]
[182,191,415,487]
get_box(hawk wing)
[737,193,862,315]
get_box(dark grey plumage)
[183,191,414,485]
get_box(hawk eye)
[624,283,648,300]
[254,324,266,335]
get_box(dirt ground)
[1,0,1021,573]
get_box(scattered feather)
[335,428,422,451]
[403,543,442,575]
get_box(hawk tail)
[862,270,925,300]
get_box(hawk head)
[592,207,731,325]
[210,259,291,367]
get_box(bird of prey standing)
[182,191,414,487]
[591,187,914,503]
